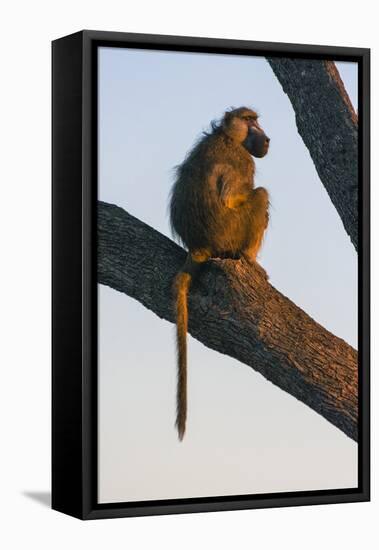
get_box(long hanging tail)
[173,252,208,441]
[174,270,192,440]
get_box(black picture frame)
[52,30,370,520]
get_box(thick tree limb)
[98,201,358,441]
[267,58,358,250]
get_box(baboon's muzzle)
[244,127,270,158]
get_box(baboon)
[169,107,270,440]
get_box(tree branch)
[98,201,358,441]
[267,58,358,250]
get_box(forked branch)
[98,201,358,441]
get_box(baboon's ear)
[222,110,233,129]
[223,110,232,123]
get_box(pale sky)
[98,46,358,503]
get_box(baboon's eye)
[243,115,258,122]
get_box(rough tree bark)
[98,201,358,441]
[267,58,358,251]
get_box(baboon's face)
[224,108,270,158]
[240,110,270,158]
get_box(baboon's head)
[222,107,270,158]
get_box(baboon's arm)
[212,163,250,209]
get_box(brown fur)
[170,107,270,440]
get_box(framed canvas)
[52,30,370,520]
